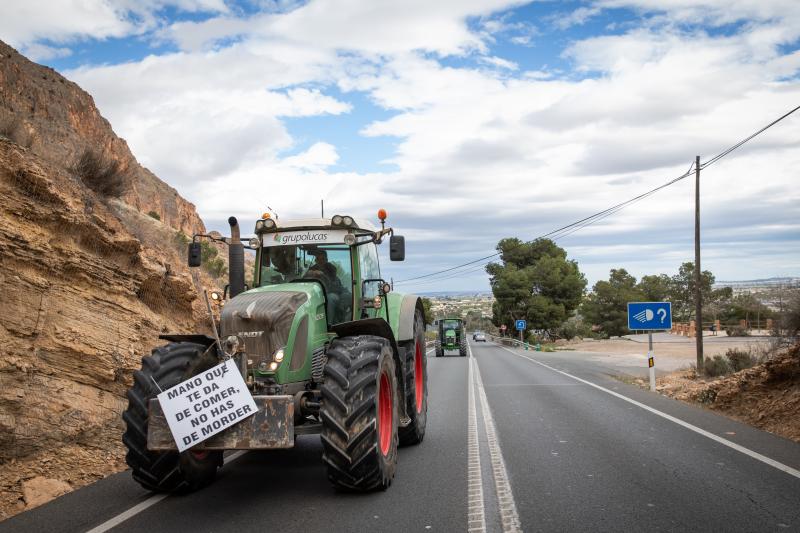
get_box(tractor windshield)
[258,243,353,323]
[442,320,460,330]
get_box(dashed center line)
[469,343,522,533]
[467,346,487,533]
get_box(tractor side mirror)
[389,235,405,261]
[188,242,202,267]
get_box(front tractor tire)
[399,310,427,446]
[321,336,399,491]
[122,342,222,493]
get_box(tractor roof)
[273,217,377,231]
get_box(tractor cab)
[250,215,398,325]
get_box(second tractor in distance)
[435,318,467,357]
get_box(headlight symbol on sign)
[633,309,654,323]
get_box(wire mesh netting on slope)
[0,138,231,518]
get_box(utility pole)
[695,155,704,374]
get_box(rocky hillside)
[0,42,222,518]
[0,40,203,236]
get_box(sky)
[3,0,799,293]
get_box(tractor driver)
[261,245,298,285]
[304,249,343,291]
[304,249,348,322]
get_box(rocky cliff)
[0,40,204,236]
[0,41,221,518]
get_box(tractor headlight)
[343,234,356,246]
[342,216,354,226]
[274,347,285,363]
[332,215,343,226]
[263,218,276,230]
[248,237,260,248]
[222,335,244,357]
[255,220,264,232]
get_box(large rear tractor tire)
[399,310,427,446]
[321,336,398,491]
[122,342,223,493]
[435,340,443,358]
[459,335,467,357]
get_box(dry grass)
[72,149,128,198]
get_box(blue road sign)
[515,319,527,331]
[627,302,672,330]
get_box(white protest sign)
[157,359,257,452]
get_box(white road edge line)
[85,450,249,533]
[467,343,487,533]
[470,343,522,533]
[496,344,800,481]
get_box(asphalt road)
[3,342,799,532]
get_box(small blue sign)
[515,319,527,331]
[627,302,672,331]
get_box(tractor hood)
[220,290,308,359]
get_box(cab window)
[358,243,381,298]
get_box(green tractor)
[122,211,428,492]
[434,318,467,357]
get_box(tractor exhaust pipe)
[228,216,245,298]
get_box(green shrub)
[173,232,190,251]
[725,348,756,372]
[147,210,161,220]
[697,388,718,404]
[556,316,592,340]
[200,241,227,279]
[703,355,730,377]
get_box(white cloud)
[0,0,230,49]
[30,0,799,290]
[0,0,135,48]
[553,6,603,30]
[282,142,339,171]
[479,55,519,70]
[22,43,73,61]
[162,0,524,56]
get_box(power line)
[395,105,799,285]
[396,167,695,285]
[700,104,800,169]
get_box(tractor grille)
[220,291,308,360]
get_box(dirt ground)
[630,343,800,444]
[557,336,777,374]
[567,336,773,360]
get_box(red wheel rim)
[190,450,209,460]
[414,340,424,413]
[378,371,393,456]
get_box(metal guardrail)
[486,335,537,351]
